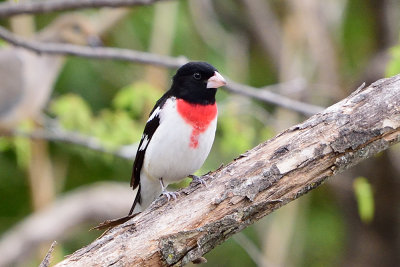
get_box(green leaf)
[112,81,161,119]
[49,94,93,132]
[353,176,374,224]
[92,110,141,148]
[50,92,145,154]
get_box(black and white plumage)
[128,62,226,215]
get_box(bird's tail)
[128,185,141,215]
[128,172,162,215]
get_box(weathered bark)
[55,75,400,266]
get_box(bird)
[128,61,226,215]
[0,14,101,131]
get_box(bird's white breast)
[142,98,217,184]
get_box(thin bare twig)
[227,79,324,116]
[0,0,172,18]
[39,241,57,267]
[9,128,137,160]
[0,25,187,68]
[0,25,324,116]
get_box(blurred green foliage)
[0,121,33,168]
[341,0,377,80]
[386,45,400,77]
[302,189,346,267]
[112,82,161,119]
[50,92,142,149]
[206,227,259,267]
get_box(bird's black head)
[170,62,226,105]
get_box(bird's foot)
[159,177,180,201]
[162,190,180,201]
[189,174,208,187]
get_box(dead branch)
[8,128,137,160]
[54,75,400,266]
[0,183,133,267]
[39,241,57,267]
[0,25,187,68]
[0,0,171,18]
[0,26,323,116]
[227,79,323,116]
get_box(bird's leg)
[159,178,180,201]
[188,174,209,187]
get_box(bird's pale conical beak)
[207,71,226,89]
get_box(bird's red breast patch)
[176,99,217,148]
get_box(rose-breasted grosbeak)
[128,62,226,215]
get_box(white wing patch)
[147,106,161,122]
[139,134,149,151]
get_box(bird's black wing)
[130,92,171,190]
[128,94,170,215]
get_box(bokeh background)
[0,0,400,266]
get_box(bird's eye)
[193,72,201,80]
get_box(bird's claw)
[162,190,180,201]
[189,175,209,187]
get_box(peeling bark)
[55,75,400,266]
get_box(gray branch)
[0,0,172,18]
[39,241,57,267]
[0,26,323,116]
[54,75,400,266]
[227,79,324,116]
[0,25,187,68]
[9,128,137,160]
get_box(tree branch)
[0,0,172,18]
[8,128,137,160]
[54,75,400,266]
[0,26,323,116]
[0,25,187,68]
[227,79,324,116]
